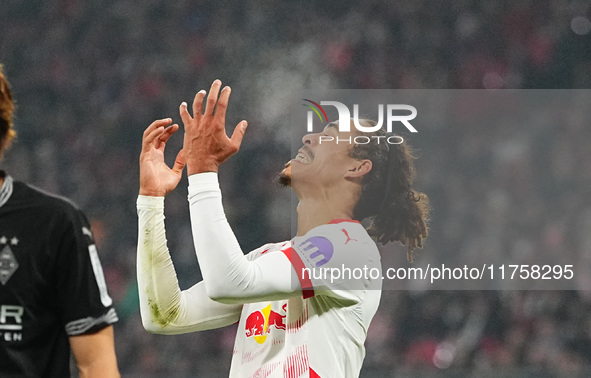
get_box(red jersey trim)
[310,367,321,378]
[328,219,361,224]
[281,245,315,299]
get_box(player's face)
[281,122,359,190]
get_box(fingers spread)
[204,79,222,116]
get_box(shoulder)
[293,221,380,268]
[15,181,82,213]
[298,221,376,252]
[10,180,87,226]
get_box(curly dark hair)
[0,64,16,157]
[349,120,429,262]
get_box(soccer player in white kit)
[136,80,429,377]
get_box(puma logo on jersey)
[341,229,357,244]
[82,227,93,239]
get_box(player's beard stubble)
[277,161,291,187]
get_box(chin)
[278,169,291,187]
[277,163,292,187]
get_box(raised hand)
[179,80,248,175]
[139,118,186,196]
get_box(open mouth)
[294,151,311,164]
[293,147,313,164]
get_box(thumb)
[230,121,248,149]
[172,149,186,175]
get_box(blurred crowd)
[1,0,591,376]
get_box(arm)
[186,173,369,305]
[187,173,301,304]
[137,195,242,333]
[178,80,301,303]
[137,118,241,334]
[53,205,120,372]
[178,81,371,304]
[70,326,119,378]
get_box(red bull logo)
[245,304,287,344]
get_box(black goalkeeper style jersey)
[0,172,118,377]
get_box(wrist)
[139,188,167,197]
[187,160,219,175]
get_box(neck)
[296,196,356,236]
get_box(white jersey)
[136,173,382,378]
[231,220,382,378]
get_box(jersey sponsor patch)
[297,236,334,267]
[0,304,24,342]
[244,303,287,344]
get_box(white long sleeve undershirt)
[136,195,242,334]
[187,173,299,304]
[136,173,299,334]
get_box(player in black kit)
[0,65,120,377]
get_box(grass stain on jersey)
[147,298,179,328]
[143,225,180,328]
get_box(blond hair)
[0,64,16,156]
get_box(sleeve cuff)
[188,172,220,199]
[137,195,165,209]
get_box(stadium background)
[2,0,591,376]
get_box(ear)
[345,159,372,179]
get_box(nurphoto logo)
[303,99,418,145]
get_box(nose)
[302,133,318,145]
